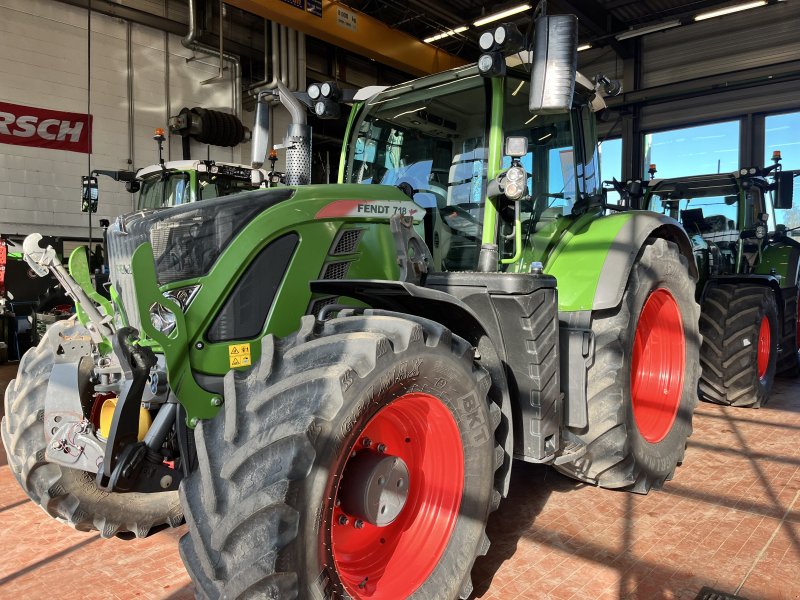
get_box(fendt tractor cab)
[4,11,704,600]
[626,159,799,407]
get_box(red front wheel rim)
[757,315,771,380]
[631,288,686,444]
[328,392,464,599]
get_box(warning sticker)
[228,343,252,368]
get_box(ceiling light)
[424,26,468,44]
[577,44,592,51]
[694,1,767,21]
[473,4,531,27]
[511,80,525,96]
[615,19,681,40]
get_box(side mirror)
[125,180,141,193]
[529,15,578,114]
[774,171,795,209]
[81,176,98,213]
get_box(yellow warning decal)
[228,343,252,368]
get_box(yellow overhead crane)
[226,0,467,77]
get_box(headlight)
[164,284,201,310]
[149,284,200,336]
[504,166,527,201]
[150,303,177,336]
[506,166,525,182]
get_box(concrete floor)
[1,362,798,600]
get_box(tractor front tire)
[555,238,701,493]
[0,319,184,538]
[179,312,502,600]
[699,284,779,407]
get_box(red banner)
[0,101,92,154]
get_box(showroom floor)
[1,362,798,600]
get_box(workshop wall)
[0,0,241,240]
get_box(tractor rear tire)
[776,286,800,378]
[0,319,184,538]
[179,312,502,600]
[555,238,701,493]
[699,284,779,407]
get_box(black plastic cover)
[207,233,299,343]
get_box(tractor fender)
[309,278,514,496]
[756,242,800,287]
[546,211,697,312]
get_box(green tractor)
[2,14,702,599]
[627,162,799,407]
[86,109,274,213]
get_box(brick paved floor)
[1,363,798,599]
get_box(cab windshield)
[138,172,191,210]
[344,70,595,271]
[345,70,488,270]
[137,171,261,210]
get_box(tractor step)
[552,440,587,465]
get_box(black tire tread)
[179,313,503,600]
[776,286,800,377]
[555,238,701,493]
[0,319,183,538]
[699,284,778,407]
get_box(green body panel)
[132,243,216,423]
[129,183,411,423]
[508,211,635,312]
[755,242,799,285]
[338,103,363,184]
[68,247,113,354]
[482,78,505,246]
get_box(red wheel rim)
[631,288,685,444]
[757,315,770,380]
[328,392,464,599]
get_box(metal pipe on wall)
[127,21,135,192]
[279,25,289,86]
[287,27,297,91]
[182,0,242,118]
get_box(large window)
[599,138,622,204]
[764,111,800,229]
[643,120,740,179]
[346,72,489,270]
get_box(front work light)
[477,22,525,78]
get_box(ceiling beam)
[226,0,467,77]
[557,0,632,58]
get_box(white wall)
[0,0,241,240]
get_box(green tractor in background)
[85,109,276,214]
[624,161,799,407]
[2,13,703,599]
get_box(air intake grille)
[321,261,350,280]
[307,295,339,316]
[331,229,363,255]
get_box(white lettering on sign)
[58,121,84,142]
[14,115,37,138]
[37,119,61,140]
[0,101,92,153]
[316,199,423,222]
